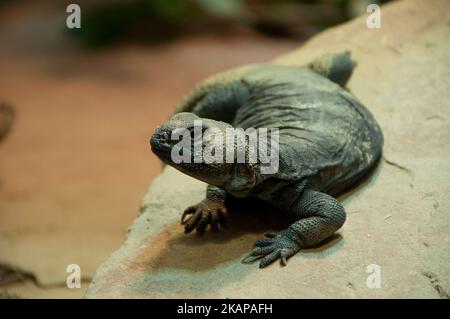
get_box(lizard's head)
[151,112,253,189]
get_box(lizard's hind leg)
[243,189,346,268]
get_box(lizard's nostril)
[161,131,170,142]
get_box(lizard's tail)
[308,51,356,87]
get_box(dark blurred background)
[0,0,386,298]
[64,0,378,47]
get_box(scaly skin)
[150,52,383,268]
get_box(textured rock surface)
[86,0,450,298]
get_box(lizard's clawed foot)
[181,199,228,234]
[242,231,301,268]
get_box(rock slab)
[86,0,450,298]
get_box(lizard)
[150,52,383,268]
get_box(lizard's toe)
[210,211,220,232]
[184,210,202,233]
[253,239,273,247]
[242,245,276,264]
[242,231,301,268]
[195,211,211,234]
[259,250,281,268]
[181,206,196,225]
[279,248,297,266]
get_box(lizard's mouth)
[151,146,171,162]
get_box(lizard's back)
[234,65,383,196]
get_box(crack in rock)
[426,115,445,121]
[0,262,91,289]
[422,271,450,298]
[383,157,413,174]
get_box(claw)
[181,206,195,224]
[241,254,263,264]
[181,211,189,225]
[181,200,228,234]
[195,211,210,233]
[280,248,297,266]
[264,232,277,238]
[184,210,201,233]
[244,232,301,268]
[259,250,280,268]
[242,245,276,264]
[248,245,276,257]
[280,251,288,266]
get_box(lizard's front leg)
[243,188,346,268]
[182,185,229,233]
